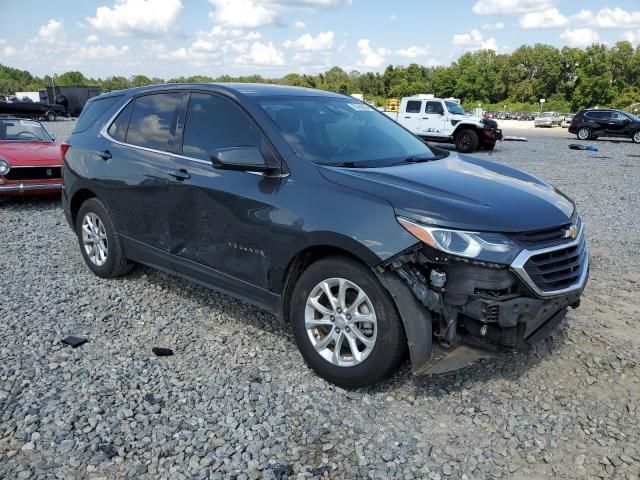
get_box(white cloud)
[452,29,497,51]
[472,0,554,15]
[482,22,504,30]
[2,46,17,57]
[293,20,306,28]
[560,28,600,47]
[67,45,130,65]
[519,8,567,28]
[623,30,640,45]
[87,0,182,36]
[0,38,6,45]
[395,45,430,59]
[389,14,397,21]
[572,8,640,29]
[86,34,99,43]
[235,41,284,65]
[208,0,276,28]
[355,38,387,69]
[283,31,334,51]
[30,19,64,44]
[208,0,350,28]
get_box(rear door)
[421,101,448,136]
[586,111,610,136]
[166,91,282,292]
[101,91,188,253]
[398,100,423,133]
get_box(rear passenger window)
[73,95,123,133]
[182,93,262,160]
[405,101,421,113]
[587,111,609,120]
[125,93,185,151]
[107,101,133,142]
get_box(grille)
[5,166,61,181]
[512,216,581,248]
[484,304,500,322]
[523,235,587,292]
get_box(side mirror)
[211,146,276,173]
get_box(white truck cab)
[385,95,502,153]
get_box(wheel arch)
[279,243,380,325]
[69,188,97,226]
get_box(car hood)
[0,142,61,166]
[319,153,575,233]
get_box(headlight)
[0,158,10,175]
[397,216,522,264]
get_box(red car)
[0,117,62,195]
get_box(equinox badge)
[564,225,578,239]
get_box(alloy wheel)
[633,131,640,143]
[578,128,590,140]
[304,277,377,367]
[81,212,108,267]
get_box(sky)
[2,0,640,79]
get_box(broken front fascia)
[375,244,583,375]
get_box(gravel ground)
[1,121,639,479]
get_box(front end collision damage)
[375,243,585,375]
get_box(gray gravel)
[1,122,639,479]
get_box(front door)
[607,111,629,137]
[167,91,282,291]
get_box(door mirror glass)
[211,146,275,172]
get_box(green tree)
[56,71,88,86]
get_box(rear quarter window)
[73,95,123,133]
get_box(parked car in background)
[63,84,588,387]
[561,114,574,128]
[385,95,502,152]
[535,112,562,127]
[0,117,62,194]
[569,109,640,142]
[0,98,65,122]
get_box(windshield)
[445,101,466,115]
[257,96,437,166]
[0,119,51,142]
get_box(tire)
[76,198,131,278]
[577,127,591,140]
[454,129,479,153]
[45,111,56,122]
[290,256,407,388]
[632,131,640,143]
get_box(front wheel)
[76,198,131,278]
[577,127,591,140]
[45,111,56,122]
[455,129,479,153]
[290,257,407,388]
[632,131,640,143]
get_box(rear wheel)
[76,198,131,278]
[577,127,591,140]
[45,111,56,122]
[455,129,479,153]
[290,257,407,388]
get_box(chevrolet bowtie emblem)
[564,225,578,239]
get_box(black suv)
[62,84,589,387]
[569,108,640,142]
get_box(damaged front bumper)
[376,229,589,375]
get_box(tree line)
[2,42,640,112]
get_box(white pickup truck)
[385,95,502,153]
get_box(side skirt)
[120,235,281,315]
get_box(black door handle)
[168,169,190,180]
[97,150,112,160]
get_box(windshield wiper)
[399,153,449,164]
[325,161,367,168]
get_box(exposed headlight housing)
[0,158,10,175]
[397,216,522,264]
